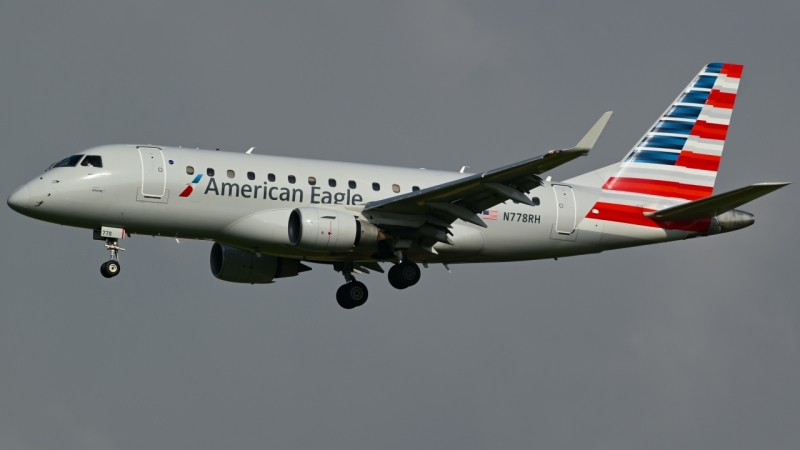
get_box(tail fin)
[602,62,743,203]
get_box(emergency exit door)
[138,147,166,198]
[553,184,576,234]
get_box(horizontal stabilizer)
[646,182,789,220]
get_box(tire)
[106,261,121,277]
[397,261,420,287]
[100,261,112,278]
[387,264,407,290]
[336,284,356,309]
[336,281,368,309]
[388,261,420,289]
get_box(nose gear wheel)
[100,237,124,279]
[101,260,121,278]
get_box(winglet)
[572,111,613,151]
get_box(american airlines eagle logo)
[179,174,203,197]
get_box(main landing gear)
[100,237,124,279]
[333,259,422,310]
[336,262,369,309]
[388,260,421,290]
[336,281,368,309]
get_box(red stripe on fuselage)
[589,202,711,232]
[179,186,193,197]
[603,177,713,201]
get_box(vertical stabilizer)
[603,62,743,203]
[569,63,746,232]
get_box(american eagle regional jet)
[7,63,789,309]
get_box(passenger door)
[553,184,576,235]
[138,146,166,198]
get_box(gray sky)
[1,1,798,449]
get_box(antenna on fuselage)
[246,147,255,154]
[460,166,469,173]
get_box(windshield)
[50,155,84,169]
[80,155,103,167]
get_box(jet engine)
[288,207,380,252]
[210,242,310,284]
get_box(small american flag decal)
[481,210,498,220]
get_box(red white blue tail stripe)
[590,62,743,230]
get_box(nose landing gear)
[100,238,124,279]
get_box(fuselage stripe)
[589,202,712,232]
[602,177,714,200]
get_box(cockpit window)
[81,156,103,167]
[52,155,84,168]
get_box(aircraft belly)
[597,221,669,248]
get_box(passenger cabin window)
[227,170,235,178]
[392,184,400,193]
[52,155,84,168]
[247,171,255,180]
[372,182,380,191]
[288,175,296,184]
[268,173,276,182]
[412,186,420,191]
[329,178,336,187]
[531,197,540,206]
[308,176,316,185]
[207,168,215,177]
[186,166,195,175]
[349,180,356,189]
[80,155,103,167]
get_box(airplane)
[7,62,789,309]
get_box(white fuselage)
[9,144,698,265]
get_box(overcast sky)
[1,1,799,449]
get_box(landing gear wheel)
[100,260,120,278]
[99,236,125,279]
[388,260,421,289]
[336,281,369,309]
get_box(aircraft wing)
[646,182,790,220]
[362,112,612,241]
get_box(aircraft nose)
[7,185,30,213]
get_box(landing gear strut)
[100,238,124,279]
[335,262,369,309]
[388,260,421,289]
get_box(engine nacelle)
[210,242,309,284]
[288,207,380,252]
